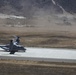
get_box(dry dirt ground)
[0,59,76,75]
[0,26,76,48]
[0,19,76,75]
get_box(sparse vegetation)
[0,59,76,75]
[0,26,76,48]
[0,0,76,75]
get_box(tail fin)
[13,36,20,45]
[9,40,15,54]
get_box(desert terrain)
[0,0,76,75]
[0,14,76,49]
[0,59,76,75]
[0,14,76,75]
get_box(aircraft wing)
[0,44,26,53]
[12,45,26,52]
[0,45,9,51]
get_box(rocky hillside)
[0,0,76,16]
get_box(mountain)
[0,0,76,27]
[0,0,76,17]
[55,0,76,13]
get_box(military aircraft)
[0,36,26,54]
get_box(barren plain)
[0,13,76,75]
[0,59,76,75]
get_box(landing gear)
[10,51,15,54]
